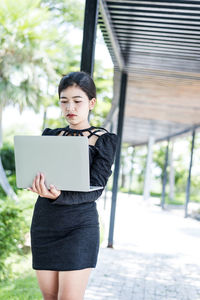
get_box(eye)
[75,101,81,103]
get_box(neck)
[68,122,91,130]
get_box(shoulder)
[91,126,108,136]
[42,127,66,136]
[93,127,119,148]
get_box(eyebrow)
[60,96,83,99]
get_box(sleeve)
[49,132,119,205]
[42,128,51,136]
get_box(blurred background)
[0,0,200,299]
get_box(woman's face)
[59,85,96,126]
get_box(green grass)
[119,188,200,205]
[0,253,42,300]
[0,273,42,300]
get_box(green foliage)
[0,252,42,299]
[45,116,67,129]
[0,0,58,112]
[0,0,86,119]
[153,143,166,182]
[0,199,27,281]
[41,0,84,29]
[91,62,113,126]
[0,143,15,175]
[0,273,42,299]
[0,0,114,129]
[132,146,146,192]
[165,194,185,205]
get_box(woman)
[28,71,118,300]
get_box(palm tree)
[0,0,57,199]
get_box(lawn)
[0,253,42,300]
[0,272,42,300]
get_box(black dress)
[30,125,118,271]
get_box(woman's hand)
[27,172,61,200]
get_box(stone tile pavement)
[84,192,200,300]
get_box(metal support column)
[143,136,155,201]
[161,139,169,209]
[80,0,99,76]
[108,72,128,248]
[185,129,195,218]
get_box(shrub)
[0,143,15,176]
[0,199,27,281]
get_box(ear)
[89,98,96,110]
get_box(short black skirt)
[30,197,100,271]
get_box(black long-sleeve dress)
[30,125,118,271]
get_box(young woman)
[28,71,118,300]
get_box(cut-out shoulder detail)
[89,132,112,147]
[94,131,105,137]
[57,125,109,146]
[88,130,107,146]
[42,126,111,147]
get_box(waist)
[31,197,99,230]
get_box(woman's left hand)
[27,172,61,200]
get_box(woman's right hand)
[27,172,61,200]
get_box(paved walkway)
[84,192,200,300]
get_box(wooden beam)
[117,35,200,43]
[115,27,200,36]
[112,20,200,31]
[125,103,200,124]
[111,16,200,25]
[115,30,200,39]
[99,0,124,70]
[107,1,200,9]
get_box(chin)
[66,119,78,125]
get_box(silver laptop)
[14,135,103,192]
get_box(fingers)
[34,173,42,195]
[49,185,61,198]
[28,174,38,194]
[28,173,61,199]
[40,173,48,195]
[29,173,46,195]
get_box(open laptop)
[14,135,103,192]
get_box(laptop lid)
[14,135,103,192]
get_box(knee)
[42,291,58,300]
[58,293,83,300]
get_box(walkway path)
[84,192,200,300]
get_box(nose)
[66,102,75,111]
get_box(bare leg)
[58,268,92,300]
[36,270,59,300]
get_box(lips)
[67,114,76,117]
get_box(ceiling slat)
[99,0,200,145]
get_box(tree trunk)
[42,107,47,131]
[0,104,18,202]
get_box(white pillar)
[169,141,175,201]
[143,136,155,201]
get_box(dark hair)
[58,71,96,100]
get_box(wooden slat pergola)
[80,0,200,247]
[98,0,200,145]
